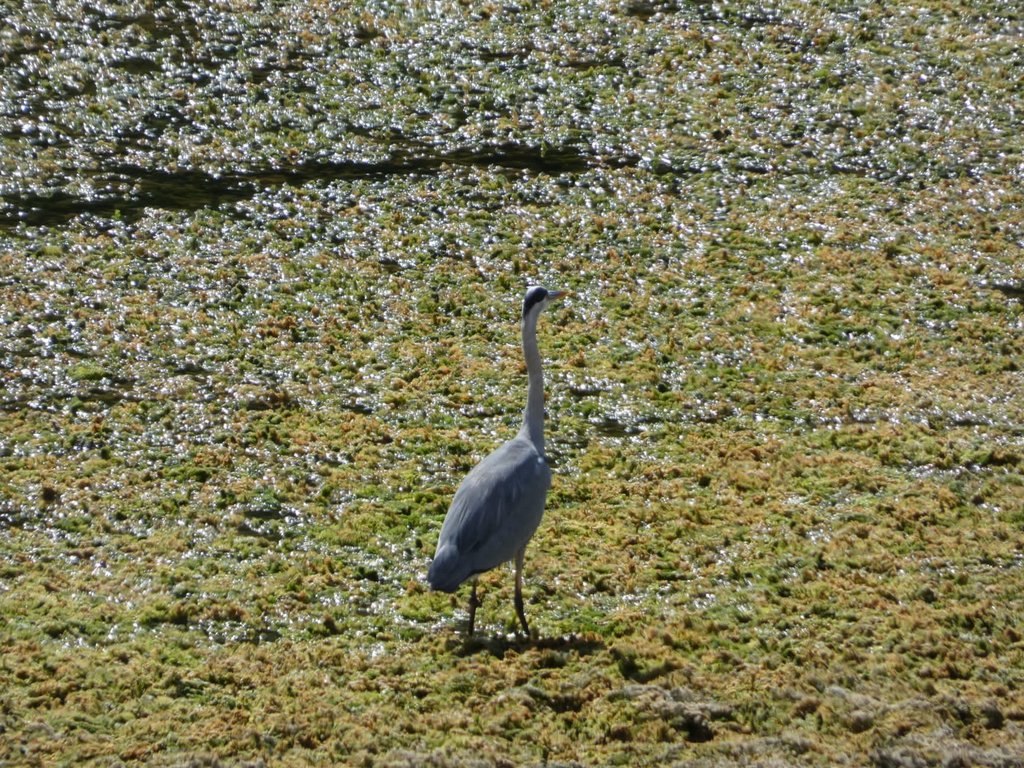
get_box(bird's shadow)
[451,631,605,659]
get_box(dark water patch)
[568,383,605,398]
[378,257,406,274]
[198,619,282,645]
[242,507,287,522]
[0,501,31,530]
[170,360,211,376]
[0,393,36,413]
[702,6,789,29]
[623,1,684,21]
[1,383,142,413]
[969,448,1021,468]
[240,388,293,412]
[74,3,201,41]
[0,189,141,229]
[2,41,48,66]
[561,54,627,71]
[75,386,139,405]
[629,1,787,28]
[474,45,532,63]
[113,56,162,75]
[341,400,374,416]
[442,142,591,174]
[242,494,286,521]
[989,282,1024,300]
[0,142,593,228]
[594,416,642,438]
[249,61,318,86]
[235,520,283,541]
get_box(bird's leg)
[514,547,530,637]
[467,579,479,636]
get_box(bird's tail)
[427,544,468,593]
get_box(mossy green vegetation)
[2,0,1022,765]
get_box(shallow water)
[2,1,1024,765]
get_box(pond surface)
[2,1,1023,765]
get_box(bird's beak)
[549,290,568,301]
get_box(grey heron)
[427,285,566,636]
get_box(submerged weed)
[1,0,1023,765]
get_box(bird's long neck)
[519,311,545,452]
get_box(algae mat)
[2,1,1023,765]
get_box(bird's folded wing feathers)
[441,441,551,563]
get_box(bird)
[427,285,566,636]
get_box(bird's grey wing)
[439,440,551,574]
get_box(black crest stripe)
[522,287,547,317]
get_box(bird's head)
[522,285,567,321]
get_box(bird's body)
[427,285,564,636]
[428,434,550,593]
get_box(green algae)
[2,0,1024,766]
